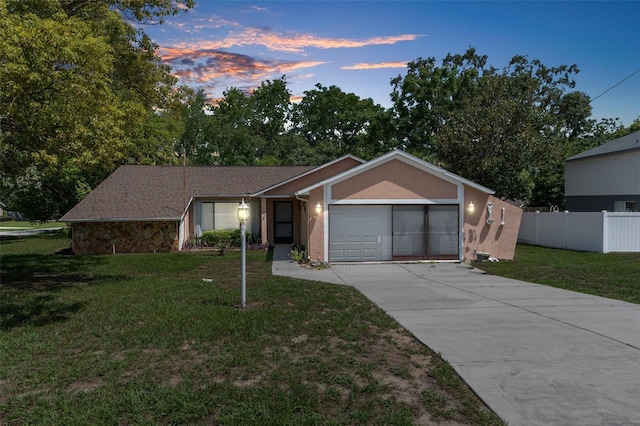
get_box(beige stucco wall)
[307,180,522,263]
[332,159,458,200]
[72,221,179,255]
[260,197,268,245]
[463,187,522,261]
[307,187,325,261]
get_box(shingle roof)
[61,165,314,221]
[567,130,640,161]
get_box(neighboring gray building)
[565,130,640,212]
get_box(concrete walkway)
[272,246,640,426]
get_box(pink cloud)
[341,61,409,70]
[160,28,420,54]
[160,46,326,101]
[155,26,418,101]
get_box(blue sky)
[145,1,640,127]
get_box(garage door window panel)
[392,206,425,257]
[426,205,459,259]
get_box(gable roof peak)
[294,149,495,196]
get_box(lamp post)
[237,198,249,308]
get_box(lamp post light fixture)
[237,198,250,308]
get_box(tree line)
[1,0,638,221]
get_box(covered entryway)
[274,201,294,244]
[329,205,459,262]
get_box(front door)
[274,201,293,244]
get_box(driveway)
[272,248,640,426]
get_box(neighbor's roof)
[61,165,314,222]
[567,130,640,161]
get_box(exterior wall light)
[467,202,475,214]
[315,202,322,215]
[237,198,250,308]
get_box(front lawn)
[0,221,66,230]
[0,231,502,425]
[474,244,640,304]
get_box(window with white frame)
[214,203,239,230]
[198,202,241,231]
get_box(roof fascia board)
[191,194,292,200]
[256,194,297,199]
[567,146,640,161]
[190,194,254,199]
[181,196,195,221]
[253,154,365,196]
[63,218,181,223]
[330,198,459,205]
[295,150,495,196]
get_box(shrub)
[201,229,241,248]
[290,246,307,263]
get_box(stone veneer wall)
[72,221,179,255]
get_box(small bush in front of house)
[290,245,307,264]
[201,229,241,248]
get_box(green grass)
[0,221,66,230]
[474,244,640,304]
[0,231,502,425]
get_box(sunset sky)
[144,1,640,127]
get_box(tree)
[206,88,262,166]
[435,74,544,200]
[291,84,388,163]
[125,109,184,166]
[0,0,192,220]
[391,48,591,203]
[177,88,209,164]
[250,77,292,163]
[390,48,490,155]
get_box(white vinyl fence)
[518,211,640,253]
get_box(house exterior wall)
[565,195,640,213]
[181,207,193,249]
[308,187,325,261]
[307,159,470,263]
[331,159,457,200]
[260,197,268,245]
[565,150,640,211]
[463,188,522,261]
[71,221,179,255]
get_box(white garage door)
[329,205,392,262]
